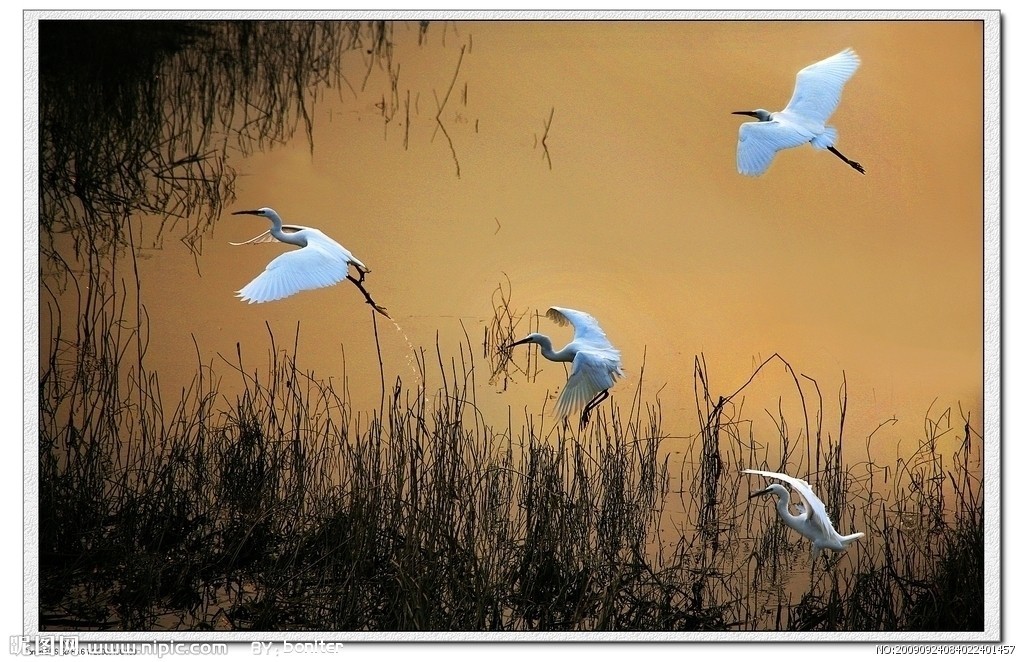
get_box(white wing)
[236,229,357,304]
[742,469,838,538]
[548,306,623,379]
[555,351,619,418]
[782,48,860,124]
[547,307,615,350]
[736,121,811,176]
[546,307,623,418]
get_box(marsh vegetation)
[39,271,983,631]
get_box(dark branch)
[541,107,555,170]
[346,274,390,319]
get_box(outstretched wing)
[736,121,810,176]
[546,307,623,418]
[237,231,355,304]
[782,48,860,124]
[547,307,615,350]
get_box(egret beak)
[749,486,773,499]
[232,209,264,216]
[506,337,531,350]
[732,111,760,118]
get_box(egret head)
[749,483,788,500]
[507,333,543,349]
[732,109,772,122]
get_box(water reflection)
[36,18,986,633]
[39,20,398,264]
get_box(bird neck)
[775,490,800,523]
[534,335,575,363]
[266,212,303,247]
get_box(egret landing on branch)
[743,469,865,561]
[231,207,389,318]
[733,48,865,176]
[507,307,623,430]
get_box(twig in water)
[485,275,537,388]
[346,274,390,318]
[432,44,467,178]
[540,107,554,170]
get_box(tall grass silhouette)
[38,276,983,631]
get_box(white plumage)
[508,307,623,428]
[230,207,387,317]
[743,468,865,560]
[733,48,864,175]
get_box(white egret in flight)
[743,469,865,560]
[231,207,388,317]
[733,48,865,176]
[507,307,623,429]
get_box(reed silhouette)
[39,20,400,268]
[39,279,983,630]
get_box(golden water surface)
[114,20,982,465]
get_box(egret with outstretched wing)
[733,48,865,175]
[743,468,865,559]
[507,307,623,429]
[231,207,388,317]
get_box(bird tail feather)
[840,531,866,547]
[810,127,838,150]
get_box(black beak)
[749,487,772,499]
[232,209,263,216]
[506,337,531,350]
[732,111,760,118]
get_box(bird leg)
[579,389,610,430]
[827,146,865,174]
[346,275,390,319]
[352,263,371,283]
